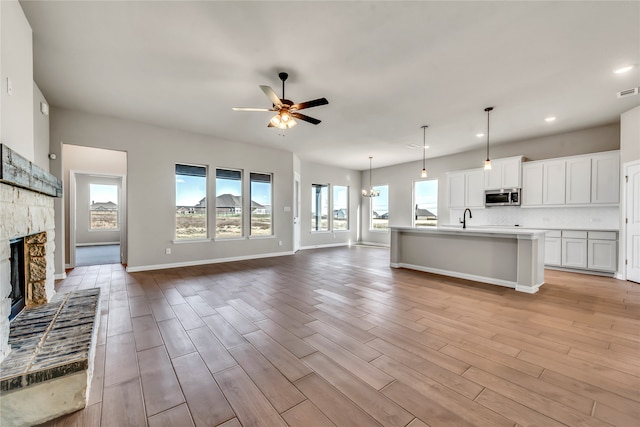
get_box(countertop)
[439,225,619,232]
[391,226,547,239]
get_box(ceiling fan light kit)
[234,72,328,130]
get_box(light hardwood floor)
[40,246,639,426]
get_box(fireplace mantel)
[0,144,62,198]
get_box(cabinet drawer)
[562,230,587,239]
[545,230,561,238]
[587,231,617,240]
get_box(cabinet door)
[448,172,466,208]
[466,169,485,208]
[565,157,591,204]
[591,153,620,204]
[543,160,566,205]
[587,239,617,271]
[522,163,543,206]
[484,163,502,190]
[562,238,587,268]
[544,237,562,266]
[501,157,522,188]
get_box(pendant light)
[483,107,494,170]
[362,156,380,197]
[420,125,428,178]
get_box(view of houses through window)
[333,185,348,230]
[250,172,273,236]
[216,169,243,238]
[311,184,329,231]
[370,185,389,230]
[414,179,438,227]
[175,164,207,239]
[89,184,119,230]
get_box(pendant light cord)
[485,107,493,161]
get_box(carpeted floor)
[75,244,120,266]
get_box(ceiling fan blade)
[260,85,283,107]
[291,112,321,125]
[232,107,274,112]
[291,98,328,111]
[267,121,275,127]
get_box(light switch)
[7,78,13,96]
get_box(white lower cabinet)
[545,229,617,273]
[587,232,618,272]
[562,237,588,269]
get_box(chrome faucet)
[460,208,472,229]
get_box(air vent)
[617,87,639,98]
[406,144,420,149]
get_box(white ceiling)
[20,1,640,171]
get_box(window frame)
[249,171,274,238]
[215,168,244,240]
[369,184,389,232]
[175,163,209,241]
[332,185,349,231]
[413,178,439,228]
[311,183,330,233]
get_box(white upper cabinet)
[522,162,543,206]
[591,151,620,204]
[521,150,620,207]
[484,156,523,189]
[543,159,566,205]
[466,169,485,207]
[448,168,484,209]
[565,157,591,204]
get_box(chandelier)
[362,156,380,197]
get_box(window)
[414,179,438,227]
[90,184,118,230]
[370,185,389,230]
[311,184,329,231]
[216,169,242,238]
[250,172,272,236]
[333,185,349,230]
[175,164,207,240]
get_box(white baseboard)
[391,262,520,290]
[355,241,390,248]
[299,242,349,251]
[54,272,67,280]
[76,242,120,247]
[126,250,295,273]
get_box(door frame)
[621,159,640,282]
[69,170,127,267]
[294,172,301,252]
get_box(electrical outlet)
[165,248,171,255]
[278,241,282,246]
[7,78,13,96]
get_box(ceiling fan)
[233,72,328,129]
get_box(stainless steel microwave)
[485,188,521,207]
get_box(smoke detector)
[617,87,639,98]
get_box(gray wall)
[62,144,127,267]
[360,123,621,246]
[33,82,49,171]
[51,108,295,271]
[299,160,361,248]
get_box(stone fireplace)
[0,144,61,363]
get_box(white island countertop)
[390,226,546,293]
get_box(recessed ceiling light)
[614,65,634,74]
[424,145,430,150]
[545,116,556,122]
[476,133,485,138]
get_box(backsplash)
[449,206,620,230]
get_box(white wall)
[0,0,34,161]
[33,82,49,171]
[51,108,295,271]
[299,160,360,249]
[360,123,620,245]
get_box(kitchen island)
[390,226,547,293]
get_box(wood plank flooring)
[39,246,639,426]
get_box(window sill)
[214,236,246,242]
[248,235,274,240]
[172,238,212,244]
[368,229,390,233]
